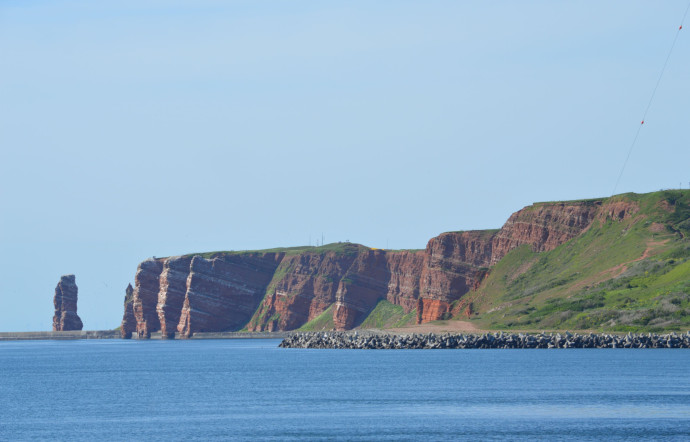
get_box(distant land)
[122,190,689,338]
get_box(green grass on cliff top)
[446,228,500,236]
[186,242,425,260]
[186,242,367,259]
[471,189,690,332]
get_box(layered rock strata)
[53,274,83,331]
[416,230,495,323]
[333,249,391,330]
[384,250,425,311]
[177,253,283,337]
[247,247,361,332]
[490,201,600,264]
[131,258,165,338]
[125,199,609,335]
[156,256,193,338]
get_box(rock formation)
[52,274,83,331]
[123,198,622,336]
[157,256,193,338]
[280,331,690,349]
[120,283,135,339]
[177,253,283,338]
[247,245,362,332]
[131,258,165,338]
[416,230,495,323]
[333,248,391,330]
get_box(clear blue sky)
[1,1,689,331]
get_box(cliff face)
[415,231,495,322]
[156,256,193,338]
[244,234,497,330]
[177,253,283,337]
[384,250,425,312]
[123,198,611,335]
[247,246,361,332]
[333,249,391,330]
[490,202,600,265]
[131,258,165,338]
[53,274,83,331]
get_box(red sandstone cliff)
[416,230,496,323]
[124,199,610,335]
[177,253,283,337]
[53,274,83,331]
[132,258,165,338]
[490,201,600,265]
[157,256,193,338]
[247,246,362,332]
[333,248,391,330]
[384,250,425,312]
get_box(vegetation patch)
[358,300,417,329]
[186,242,369,260]
[298,306,335,331]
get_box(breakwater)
[279,331,690,349]
[0,330,120,341]
[0,330,288,341]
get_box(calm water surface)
[1,339,689,441]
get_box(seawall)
[0,330,120,340]
[0,330,289,341]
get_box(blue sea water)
[1,339,689,441]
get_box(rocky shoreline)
[279,331,690,349]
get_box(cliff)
[489,201,600,264]
[122,191,690,335]
[247,246,362,332]
[177,253,283,337]
[131,258,165,338]
[157,256,193,338]
[416,230,495,323]
[53,274,83,331]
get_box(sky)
[1,1,689,331]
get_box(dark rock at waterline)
[279,331,690,349]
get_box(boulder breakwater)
[279,331,690,349]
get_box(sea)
[1,339,689,441]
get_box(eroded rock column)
[52,274,83,331]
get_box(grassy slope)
[298,305,336,331]
[298,301,417,331]
[246,254,308,329]
[469,190,690,332]
[357,300,417,329]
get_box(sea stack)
[120,283,135,339]
[52,274,83,331]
